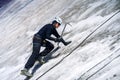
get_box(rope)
[78,48,120,80]
[86,54,120,80]
[36,10,120,80]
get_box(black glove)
[64,41,72,46]
[55,37,72,46]
[54,37,62,42]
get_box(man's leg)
[39,41,54,56]
[37,41,54,64]
[25,43,41,70]
[21,42,41,77]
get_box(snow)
[0,0,120,80]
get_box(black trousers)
[25,37,54,70]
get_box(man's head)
[52,17,62,28]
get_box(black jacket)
[36,24,60,41]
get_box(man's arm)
[46,29,56,41]
[53,29,61,38]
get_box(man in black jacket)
[21,17,71,77]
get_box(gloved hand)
[64,41,72,46]
[54,37,62,42]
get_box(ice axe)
[48,23,72,55]
[56,23,72,49]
